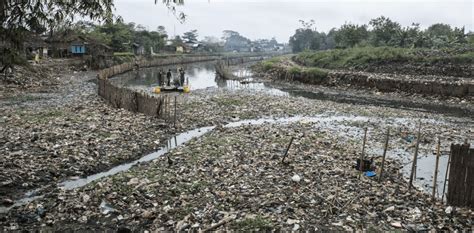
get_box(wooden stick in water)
[441,149,451,203]
[409,120,422,190]
[281,137,294,164]
[432,137,441,202]
[379,128,390,182]
[174,95,177,129]
[359,127,368,178]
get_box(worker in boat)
[157,69,164,86]
[166,69,172,86]
[179,68,185,86]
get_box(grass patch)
[113,52,135,56]
[288,66,301,75]
[295,46,474,69]
[302,67,328,79]
[258,57,283,71]
[21,109,66,123]
[212,97,244,106]
[231,216,273,231]
[3,94,46,105]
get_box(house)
[46,33,112,58]
[71,43,86,55]
[23,33,48,59]
[132,43,145,55]
[176,46,184,53]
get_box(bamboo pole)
[359,127,368,178]
[379,128,390,182]
[441,150,452,202]
[174,95,177,129]
[281,137,294,164]
[409,120,422,190]
[432,137,441,201]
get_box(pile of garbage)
[3,122,472,231]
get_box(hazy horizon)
[114,0,472,43]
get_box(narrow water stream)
[59,126,215,190]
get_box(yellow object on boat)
[183,85,190,93]
[153,87,161,94]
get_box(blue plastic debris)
[365,171,376,177]
[404,135,415,143]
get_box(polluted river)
[1,61,473,231]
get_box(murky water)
[0,189,43,214]
[110,62,289,96]
[110,63,472,118]
[111,62,221,90]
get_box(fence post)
[359,127,368,178]
[441,148,452,203]
[432,137,441,201]
[409,120,422,190]
[379,128,390,182]
[174,95,177,129]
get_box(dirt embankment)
[293,47,474,78]
[256,57,474,98]
[354,62,473,78]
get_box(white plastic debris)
[291,174,301,182]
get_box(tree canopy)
[0,0,185,69]
[183,30,199,44]
[288,16,471,52]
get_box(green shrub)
[288,66,301,74]
[261,61,276,71]
[295,46,473,69]
[303,67,328,79]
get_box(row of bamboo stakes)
[358,121,451,203]
[159,95,179,129]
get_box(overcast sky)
[114,0,473,43]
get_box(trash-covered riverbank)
[3,119,473,231]
[1,63,473,231]
[0,70,173,201]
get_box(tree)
[201,36,223,52]
[426,23,453,38]
[289,20,322,52]
[157,26,168,37]
[334,23,369,48]
[397,23,422,48]
[222,31,251,52]
[182,29,198,44]
[369,16,402,46]
[321,28,337,50]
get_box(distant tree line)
[289,16,473,53]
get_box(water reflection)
[111,62,219,90]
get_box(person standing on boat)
[166,69,172,86]
[179,68,185,86]
[158,69,164,86]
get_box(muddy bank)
[258,64,473,98]
[3,118,473,231]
